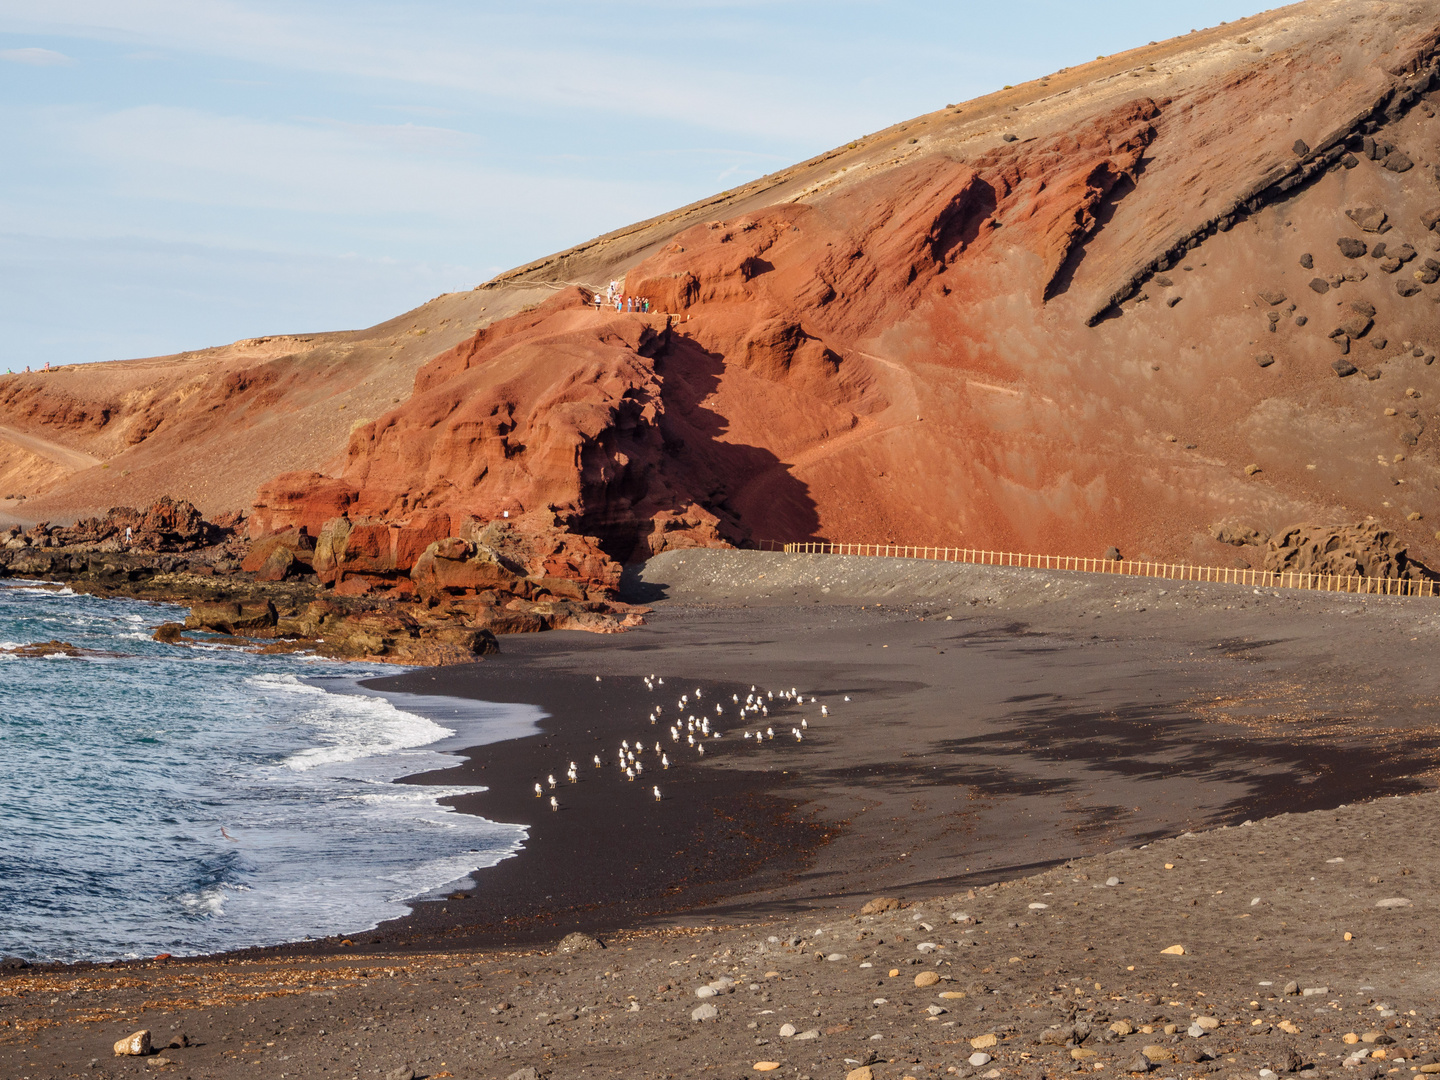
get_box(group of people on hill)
[596,281,652,314]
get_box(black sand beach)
[7,550,1440,1080]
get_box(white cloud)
[0,46,74,65]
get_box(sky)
[0,1,1267,369]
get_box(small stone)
[1384,151,1414,173]
[949,912,975,924]
[1112,1020,1135,1035]
[1283,981,1299,994]
[1143,1045,1175,1062]
[970,1053,994,1067]
[1256,353,1275,368]
[1310,277,1331,293]
[861,897,904,915]
[795,1029,820,1040]
[1398,280,1422,297]
[914,971,941,988]
[780,1023,797,1037]
[1338,237,1368,259]
[1160,944,1185,955]
[1343,1033,1361,1044]
[1105,877,1121,886]
[1154,275,1173,287]
[1295,315,1308,326]
[827,953,848,961]
[1195,1016,1220,1030]
[692,1003,719,1021]
[1244,463,1262,476]
[1072,1048,1098,1061]
[928,1005,948,1016]
[1167,296,1182,308]
[1300,253,1314,269]
[847,1069,875,1080]
[1348,207,1389,233]
[1376,897,1413,908]
[146,1059,172,1069]
[557,931,603,953]
[1301,987,1329,997]
[754,1064,782,1073]
[1409,512,1423,521]
[1333,359,1358,377]
[972,1033,998,1049]
[1002,133,1018,142]
[1278,1020,1301,1035]
[1128,1053,1155,1073]
[1259,289,1288,306]
[114,1031,151,1057]
[1188,1024,1207,1038]
[1028,902,1048,910]
[1293,139,1310,157]
[696,985,717,998]
[940,991,967,999]
[389,1069,418,1080]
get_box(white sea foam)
[250,673,456,772]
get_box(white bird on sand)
[626,767,635,781]
[766,727,774,739]
[795,730,804,742]
[547,774,557,789]
[622,739,629,750]
[715,704,723,715]
[762,706,769,717]
[550,796,559,811]
[534,782,543,798]
[593,755,602,768]
[653,785,662,801]
[695,688,702,697]
[595,676,601,682]
[821,706,828,717]
[635,761,643,775]
[658,678,664,685]
[732,694,739,703]
[697,743,705,756]
[743,731,750,739]
[844,696,850,702]
[767,691,773,700]
[654,741,662,753]
[801,718,808,729]
[662,753,669,768]
[687,733,695,747]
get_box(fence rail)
[763,540,1439,598]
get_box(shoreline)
[12,549,1440,975]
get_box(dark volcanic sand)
[6,551,1440,1080]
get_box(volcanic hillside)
[6,0,1440,583]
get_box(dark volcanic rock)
[1333,359,1358,376]
[1348,207,1389,233]
[1337,237,1368,258]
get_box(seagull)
[821,706,828,717]
[550,796,559,811]
[636,761,643,775]
[697,743,705,755]
[715,704,723,715]
[534,782,543,798]
[658,678,664,685]
[547,774,557,789]
[766,727,774,740]
[595,676,601,682]
[661,753,669,768]
[593,755,602,768]
[695,688,702,697]
[844,696,850,702]
[626,767,635,781]
[655,741,662,753]
[687,733,695,746]
[653,785,662,801]
[795,730,804,742]
[801,718,808,729]
[743,731,751,739]
[732,694,739,703]
[622,740,629,750]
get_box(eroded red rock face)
[17,3,1440,594]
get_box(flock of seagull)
[532,674,849,812]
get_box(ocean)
[0,580,536,963]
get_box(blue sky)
[0,1,1265,368]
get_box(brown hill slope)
[7,0,1440,586]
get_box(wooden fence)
[765,540,1440,598]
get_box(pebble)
[1072,1048,1098,1060]
[969,1053,993,1067]
[1160,944,1186,955]
[754,1064,782,1073]
[780,1023,797,1037]
[917,943,938,953]
[1260,1070,1278,1079]
[847,1069,874,1080]
[928,1005,948,1016]
[1028,902,1048,909]
[113,1031,151,1057]
[1195,1016,1219,1030]
[692,1003,718,1021]
[1187,1023,1207,1038]
[1283,981,1299,994]
[914,971,941,988]
[1302,986,1330,996]
[1376,898,1413,908]
[971,1033,998,1049]
[696,986,717,998]
[1106,877,1121,886]
[1128,1053,1154,1073]
[794,1029,819,1040]
[827,953,847,961]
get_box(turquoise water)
[0,581,534,963]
